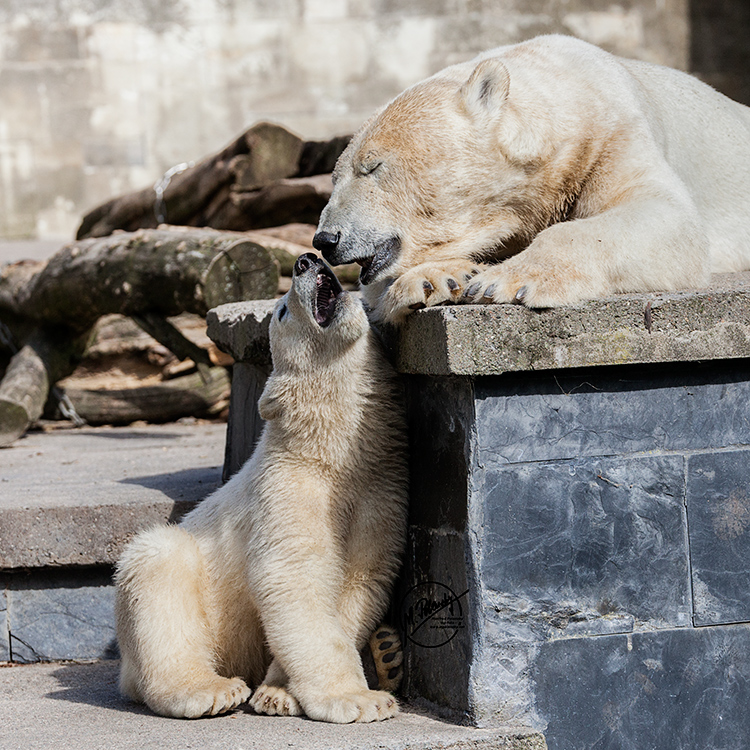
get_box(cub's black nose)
[293,252,318,276]
[312,231,340,261]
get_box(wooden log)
[207,175,333,231]
[0,227,279,332]
[76,123,351,239]
[77,128,250,239]
[297,134,351,177]
[62,365,230,425]
[0,327,88,447]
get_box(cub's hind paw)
[250,684,303,717]
[370,624,403,693]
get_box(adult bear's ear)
[461,58,510,118]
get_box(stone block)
[0,591,8,661]
[398,526,473,718]
[6,571,116,663]
[223,361,271,480]
[475,361,750,464]
[480,456,691,632]
[533,625,750,750]
[687,450,750,626]
[405,376,474,531]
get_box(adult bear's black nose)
[312,231,340,262]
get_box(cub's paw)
[380,261,485,323]
[152,676,251,718]
[304,689,399,724]
[250,684,303,717]
[369,624,403,693]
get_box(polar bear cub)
[115,253,409,722]
[313,34,750,323]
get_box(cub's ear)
[461,58,510,118]
[258,388,283,421]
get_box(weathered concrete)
[0,421,225,663]
[209,271,750,377]
[396,271,750,375]
[0,660,546,750]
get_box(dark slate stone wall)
[533,625,750,750]
[402,359,750,745]
[1,568,116,663]
[398,375,476,719]
[471,360,750,744]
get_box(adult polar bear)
[313,35,750,323]
[115,255,408,722]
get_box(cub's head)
[313,57,550,288]
[267,252,369,375]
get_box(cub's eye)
[358,160,381,176]
[277,304,288,321]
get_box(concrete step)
[0,660,545,750]
[0,421,226,662]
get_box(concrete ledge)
[207,300,275,365]
[208,272,750,375]
[397,272,750,375]
[0,660,546,750]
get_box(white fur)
[316,35,750,322]
[115,266,408,722]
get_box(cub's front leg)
[252,532,398,723]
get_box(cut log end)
[0,400,31,447]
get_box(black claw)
[409,301,426,310]
[514,285,527,304]
[482,283,496,299]
[464,282,481,298]
[422,280,434,296]
[447,277,459,291]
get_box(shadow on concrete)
[44,660,148,714]
[119,467,222,503]
[55,429,190,441]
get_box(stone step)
[0,421,226,662]
[0,660,545,750]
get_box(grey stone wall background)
[0,0,723,241]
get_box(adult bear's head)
[313,55,551,288]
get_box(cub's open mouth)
[293,253,344,327]
[314,266,343,327]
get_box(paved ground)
[0,421,226,511]
[0,660,543,750]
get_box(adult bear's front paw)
[303,689,399,723]
[380,260,485,323]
